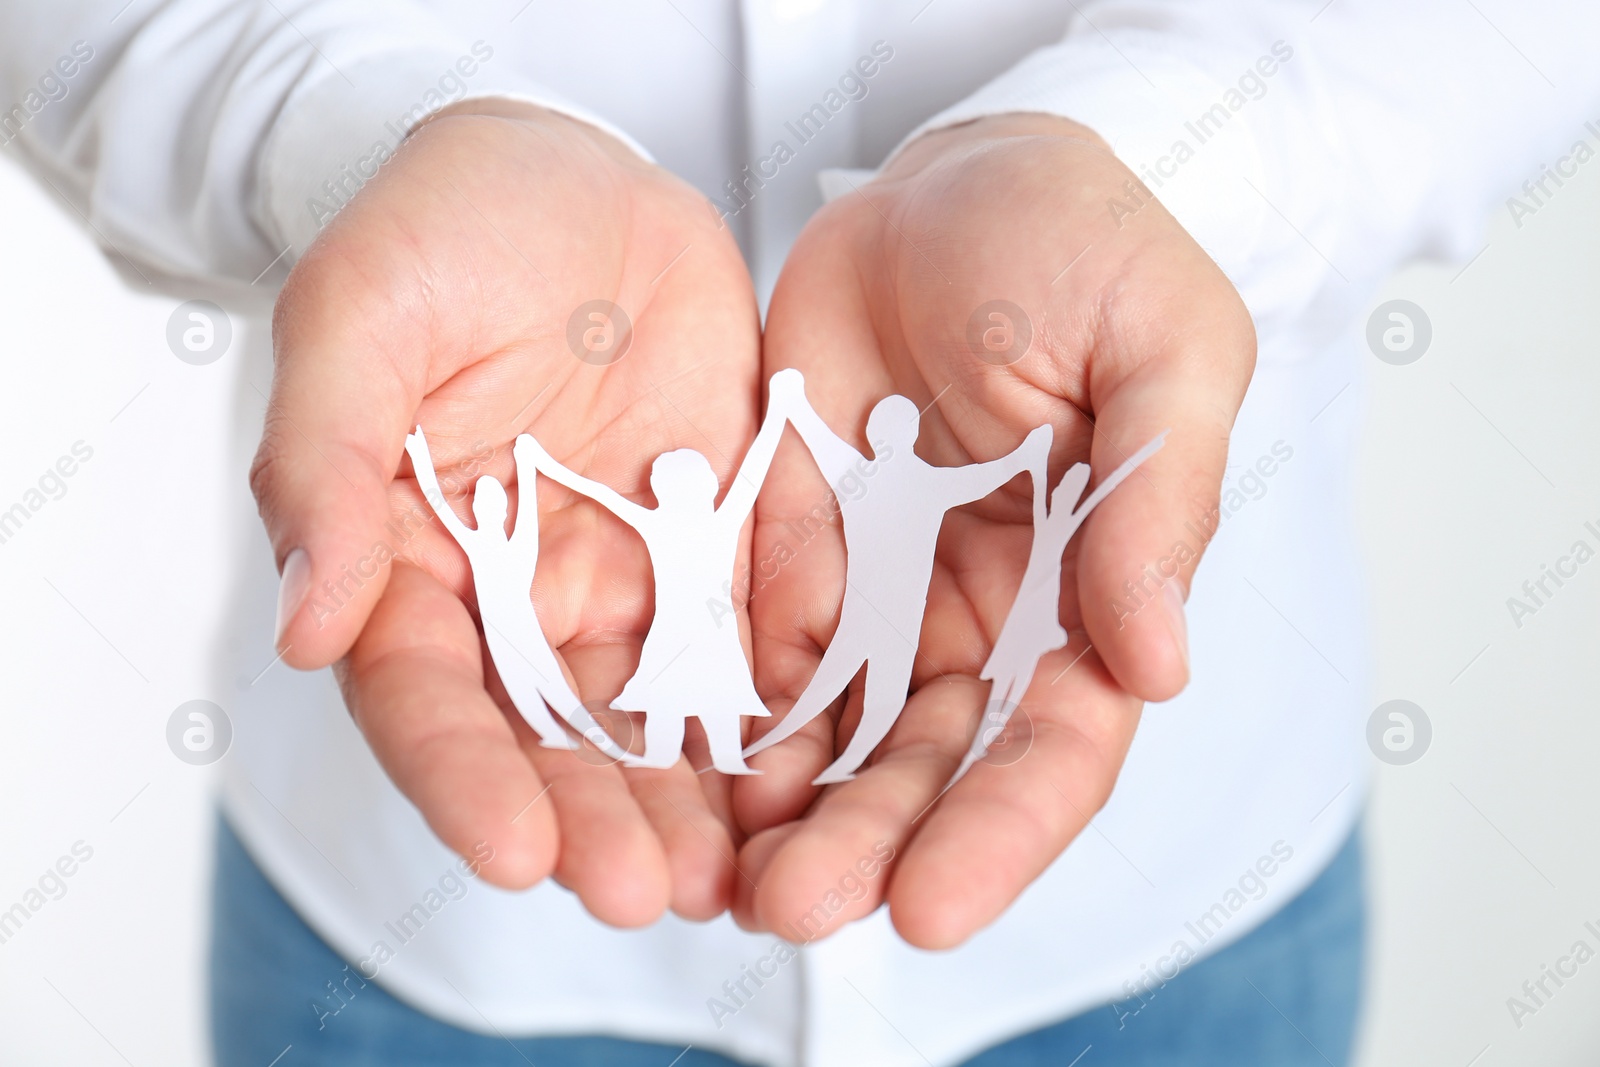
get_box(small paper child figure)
[520,369,806,773]
[950,432,1167,784]
[405,428,635,763]
[743,378,1052,784]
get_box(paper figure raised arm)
[951,432,1166,784]
[405,428,635,762]
[520,373,801,773]
[744,381,1053,784]
[418,369,1156,783]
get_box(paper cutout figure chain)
[739,390,1051,783]
[513,369,803,774]
[405,430,638,764]
[951,431,1166,784]
[408,369,1162,786]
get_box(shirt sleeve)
[0,0,650,284]
[884,0,1600,337]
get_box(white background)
[0,141,1597,1064]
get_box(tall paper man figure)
[522,369,805,773]
[951,433,1166,784]
[744,381,1052,784]
[405,429,635,763]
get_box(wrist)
[421,97,646,168]
[882,112,1112,182]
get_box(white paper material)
[741,388,1053,784]
[950,432,1167,785]
[413,370,1158,786]
[405,429,637,763]
[515,369,806,773]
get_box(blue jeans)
[212,818,1364,1066]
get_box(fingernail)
[275,548,311,649]
[1162,579,1189,674]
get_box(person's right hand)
[253,101,762,926]
[733,114,1256,949]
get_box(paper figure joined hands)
[406,369,1163,786]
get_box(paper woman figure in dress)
[949,432,1167,784]
[743,378,1052,784]
[405,428,636,763]
[519,369,805,773]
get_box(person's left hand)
[733,113,1256,948]
[253,101,764,927]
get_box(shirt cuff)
[875,36,1272,285]
[256,45,652,265]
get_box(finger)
[743,253,888,833]
[523,750,671,928]
[886,645,1140,949]
[254,245,433,669]
[736,687,841,834]
[738,423,853,833]
[340,560,556,890]
[632,760,743,922]
[535,641,673,927]
[746,676,983,942]
[730,820,803,932]
[562,639,738,923]
[680,724,739,836]
[1077,283,1255,701]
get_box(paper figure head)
[649,448,719,509]
[1051,463,1092,515]
[471,475,509,534]
[865,394,920,454]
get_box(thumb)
[1075,310,1255,702]
[250,256,429,669]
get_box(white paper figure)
[405,428,636,763]
[950,432,1167,784]
[742,382,1053,784]
[519,369,805,773]
[414,371,1155,781]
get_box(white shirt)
[4,2,1597,1064]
